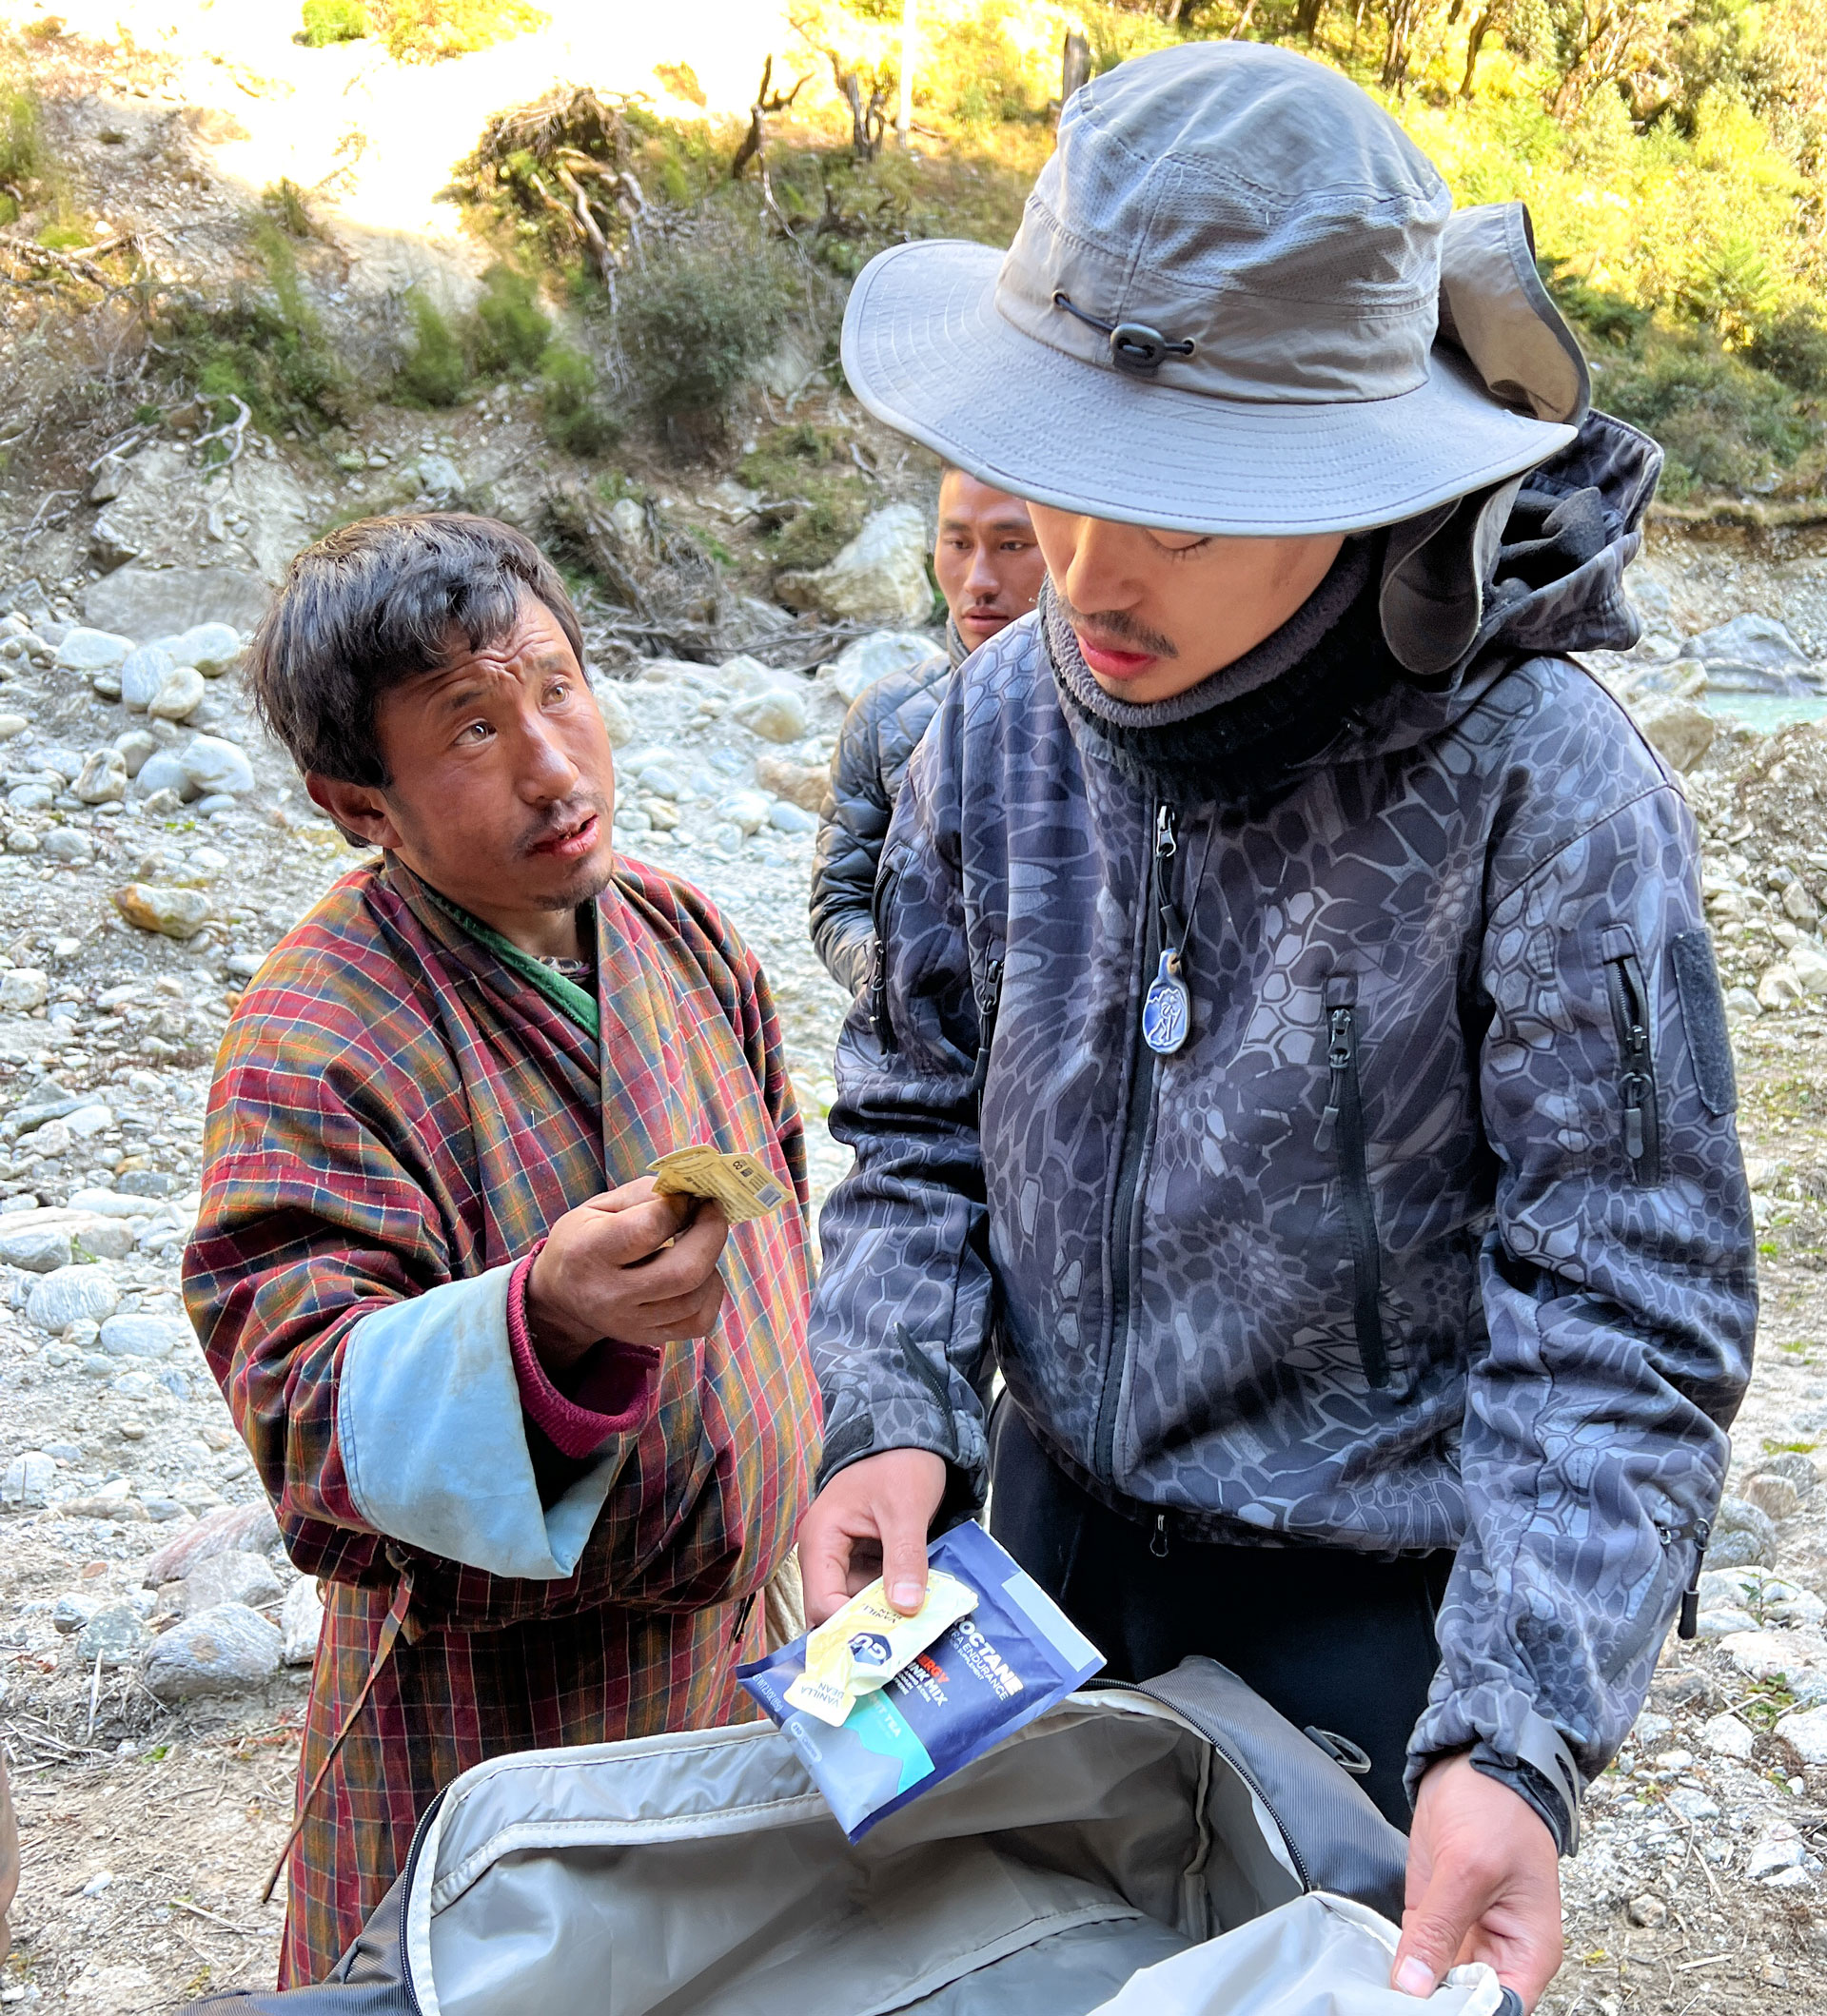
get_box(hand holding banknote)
[526,1175,730,1370]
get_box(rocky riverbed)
[1,532,1827,2013]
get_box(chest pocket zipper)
[1314,974,1389,1390]
[1601,930,1661,1186]
[868,861,899,1054]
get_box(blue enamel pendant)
[1141,949,1190,1055]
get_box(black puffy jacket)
[809,624,965,994]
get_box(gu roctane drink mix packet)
[738,1520,1104,1841]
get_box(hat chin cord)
[1051,290,1196,377]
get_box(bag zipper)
[1313,979,1388,1389]
[1095,803,1179,1479]
[1602,943,1661,1185]
[394,1783,447,2012]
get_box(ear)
[305,773,405,851]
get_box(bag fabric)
[180,1658,1463,2016]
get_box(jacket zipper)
[868,862,898,1053]
[1096,803,1179,1479]
[1314,980,1388,1389]
[1603,1515,1711,1676]
[1603,945,1660,1185]
[965,954,1004,1104]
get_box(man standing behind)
[811,468,1046,993]
[184,516,816,1984]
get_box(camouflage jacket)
[808,414,1756,1813]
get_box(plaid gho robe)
[183,855,817,1985]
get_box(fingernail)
[1394,1957,1436,1998]
[891,1581,924,1612]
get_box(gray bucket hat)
[841,42,1588,536]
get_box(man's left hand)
[1392,1752,1562,2012]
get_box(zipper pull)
[1315,1006,1352,1150]
[1154,804,1178,859]
[1150,1513,1169,1558]
[1622,1075,1646,1162]
[1677,1517,1710,1641]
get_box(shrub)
[619,237,795,440]
[151,225,346,435]
[262,177,318,238]
[472,264,550,375]
[1597,330,1817,497]
[540,343,619,456]
[394,291,469,406]
[1748,306,1827,396]
[371,0,546,62]
[299,0,368,45]
[738,424,868,570]
[0,83,45,187]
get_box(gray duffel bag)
[186,1657,1521,2016]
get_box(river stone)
[76,1603,148,1666]
[52,1592,98,1634]
[0,966,48,1010]
[183,1548,283,1615]
[132,749,194,801]
[83,564,268,641]
[144,1602,283,1701]
[1792,942,1827,995]
[119,644,175,711]
[27,1264,120,1333]
[1742,1472,1803,1522]
[776,504,934,627]
[152,621,242,675]
[1680,613,1817,693]
[769,799,816,834]
[113,883,211,939]
[53,627,133,675]
[1719,1627,1827,1708]
[2,1449,56,1508]
[1756,1451,1819,1497]
[755,753,827,811]
[41,827,92,864]
[281,1576,324,1666]
[148,664,206,721]
[99,1313,188,1359]
[1629,694,1716,773]
[113,729,157,778]
[141,1500,281,1585]
[74,748,128,805]
[180,735,254,795]
[594,682,635,747]
[1710,1496,1779,1568]
[732,687,809,744]
[723,790,771,837]
[1778,1704,1827,1766]
[1699,1711,1757,1760]
[818,630,936,707]
[0,1219,72,1270]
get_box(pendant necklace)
[1140,807,1216,1058]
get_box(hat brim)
[841,241,1578,537]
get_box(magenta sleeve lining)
[507,1243,660,1458]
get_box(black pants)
[987,1402,1452,1830]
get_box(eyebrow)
[941,517,1035,534]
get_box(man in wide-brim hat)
[798,42,1754,2010]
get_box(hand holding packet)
[784,1569,979,1727]
[738,1520,1104,1841]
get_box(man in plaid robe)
[183,516,817,1984]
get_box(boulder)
[73,748,128,805]
[119,644,175,711]
[1,1449,56,1508]
[1629,694,1716,773]
[732,688,809,744]
[148,665,206,721]
[52,627,133,675]
[41,827,92,865]
[180,735,255,795]
[1778,1704,1827,1766]
[281,1576,324,1666]
[0,966,48,1011]
[113,883,211,939]
[1741,1472,1802,1522]
[133,749,194,801]
[1791,942,1827,996]
[183,1548,283,1615]
[594,682,636,748]
[83,564,269,642]
[1719,1627,1827,1707]
[100,1313,189,1359]
[0,1210,137,1270]
[27,1264,120,1334]
[75,1604,147,1666]
[1758,962,1804,1011]
[776,505,934,627]
[144,1602,283,1701]
[1680,614,1820,695]
[723,790,771,837]
[818,630,942,707]
[142,1500,279,1586]
[755,752,828,811]
[151,621,242,675]
[1709,1496,1779,1568]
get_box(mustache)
[1056,596,1178,659]
[518,792,609,856]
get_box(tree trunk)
[1295,0,1327,38]
[1062,29,1091,108]
[1460,4,1494,96]
[896,0,915,145]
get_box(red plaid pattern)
[182,858,817,1984]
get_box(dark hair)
[246,513,586,787]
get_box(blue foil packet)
[737,1520,1104,1841]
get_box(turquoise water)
[1702,694,1827,734]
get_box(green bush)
[371,0,546,62]
[152,225,346,436]
[472,264,550,375]
[738,423,868,570]
[1748,306,1827,396]
[540,343,619,456]
[299,0,368,45]
[1597,330,1818,497]
[395,291,469,406]
[0,82,45,186]
[619,238,795,437]
[262,177,318,238]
